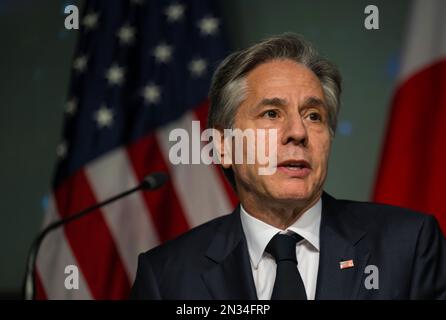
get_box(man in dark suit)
[131,34,446,300]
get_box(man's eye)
[307,112,322,122]
[262,110,279,119]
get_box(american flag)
[339,260,354,270]
[36,0,238,299]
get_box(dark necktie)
[265,233,307,300]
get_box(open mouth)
[278,160,311,170]
[277,159,312,177]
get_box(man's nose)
[281,115,308,146]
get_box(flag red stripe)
[194,100,239,208]
[126,134,190,242]
[373,59,446,234]
[54,170,131,299]
[35,271,48,300]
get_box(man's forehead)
[247,59,318,80]
[246,60,324,94]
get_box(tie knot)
[265,233,303,263]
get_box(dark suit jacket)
[130,192,446,299]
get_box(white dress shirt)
[240,198,321,300]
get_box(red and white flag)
[373,0,446,234]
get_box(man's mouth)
[277,159,312,177]
[278,159,311,169]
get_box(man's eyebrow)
[254,96,327,110]
[302,96,326,108]
[255,97,288,109]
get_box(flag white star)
[105,64,125,86]
[142,84,161,104]
[82,12,99,31]
[117,24,136,45]
[56,141,68,159]
[189,58,207,77]
[153,43,173,63]
[165,3,186,22]
[65,98,77,115]
[73,55,88,73]
[198,16,219,35]
[94,105,114,128]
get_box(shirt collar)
[240,198,322,269]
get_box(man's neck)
[240,192,322,230]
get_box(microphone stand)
[23,172,167,300]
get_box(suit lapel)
[201,207,258,300]
[315,192,370,300]
[201,193,370,300]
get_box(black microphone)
[22,171,168,300]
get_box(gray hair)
[207,33,342,188]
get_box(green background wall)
[0,0,410,296]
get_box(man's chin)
[269,190,314,205]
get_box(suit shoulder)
[335,197,433,229]
[138,212,233,262]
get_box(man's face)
[225,59,332,207]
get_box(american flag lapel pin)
[339,259,355,270]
